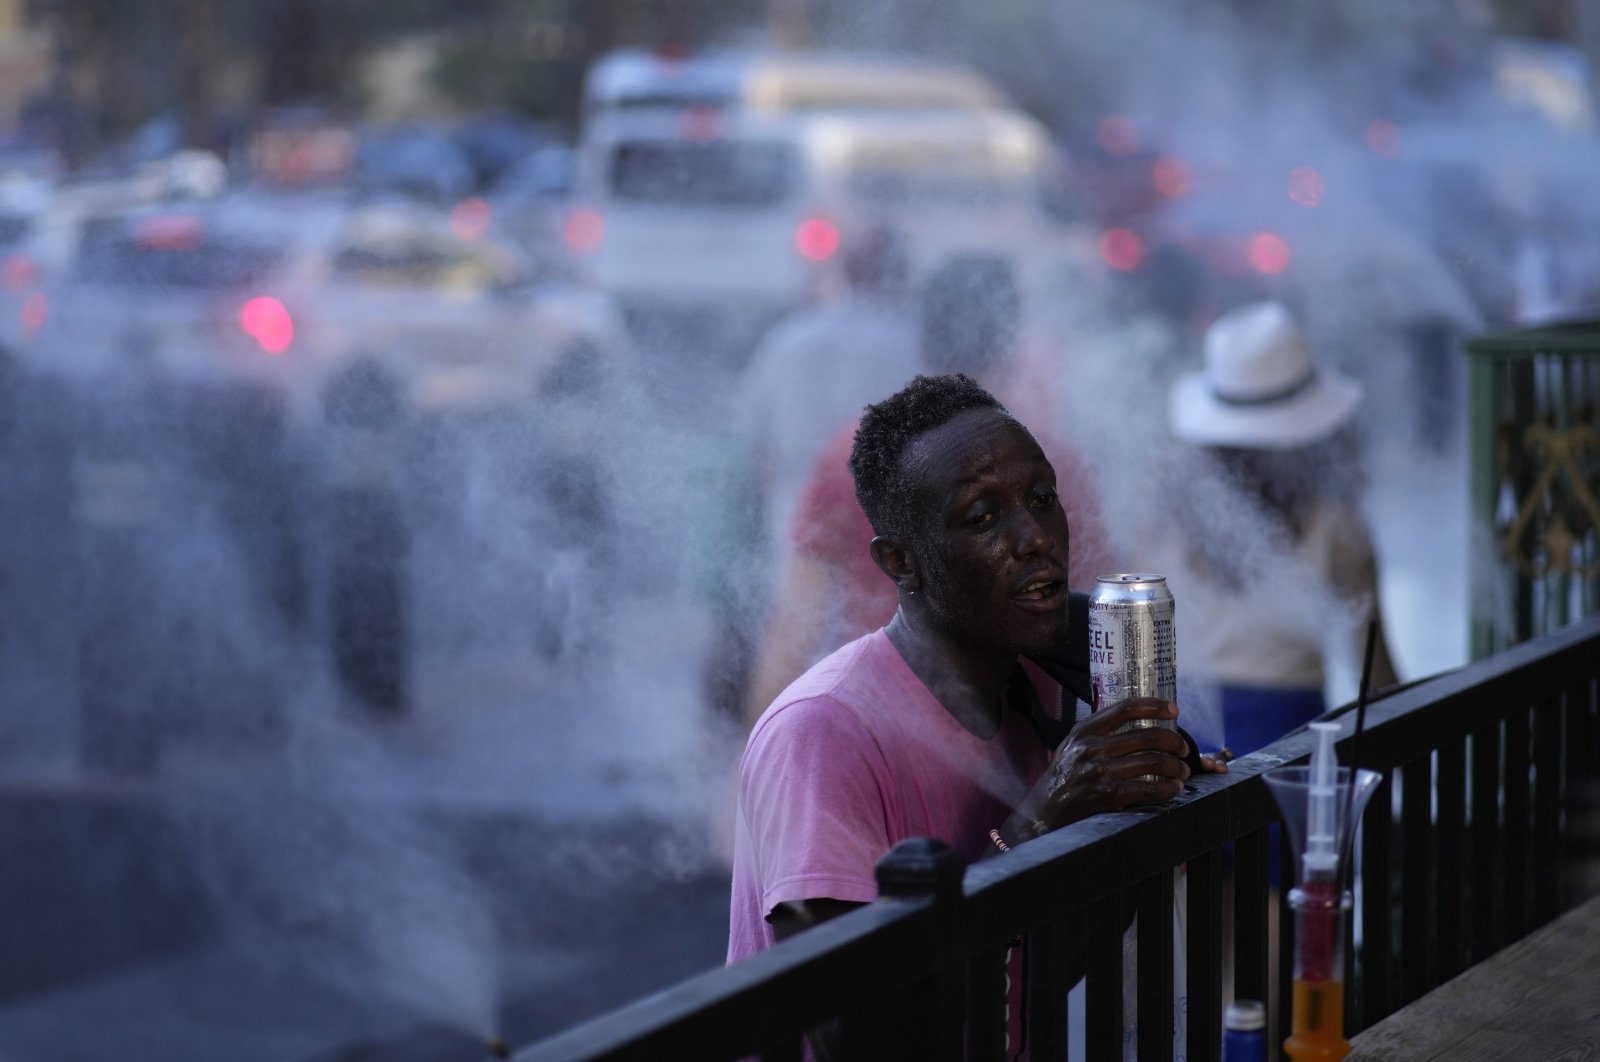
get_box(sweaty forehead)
[902,407,1048,500]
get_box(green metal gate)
[1467,319,1600,659]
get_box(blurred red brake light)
[239,296,294,355]
[1097,116,1140,158]
[1152,156,1192,198]
[450,198,492,240]
[795,218,840,262]
[1099,228,1144,272]
[3,254,37,291]
[136,215,204,251]
[1247,232,1291,275]
[564,208,605,255]
[20,291,45,335]
[678,106,724,142]
[1367,119,1402,158]
[1287,167,1325,207]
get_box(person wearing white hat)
[1152,300,1399,756]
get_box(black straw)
[1341,619,1379,883]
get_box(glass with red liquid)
[1265,749,1381,1062]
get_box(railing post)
[1564,677,1600,909]
[1466,333,1498,659]
[1186,851,1223,1062]
[1533,693,1563,925]
[1356,773,1389,1028]
[1400,758,1433,1003]
[838,838,967,1061]
[1136,869,1176,1061]
[1434,738,1468,985]
[1469,727,1501,964]
[1086,892,1126,1059]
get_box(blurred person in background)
[740,252,1113,726]
[322,356,410,715]
[698,226,920,726]
[732,224,920,577]
[1146,300,1399,756]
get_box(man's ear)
[869,536,920,594]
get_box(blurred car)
[453,111,551,190]
[354,125,477,205]
[570,48,1075,362]
[488,144,576,261]
[1079,152,1302,335]
[22,188,635,430]
[247,107,359,190]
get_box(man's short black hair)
[849,373,1005,540]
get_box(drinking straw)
[1340,619,1379,884]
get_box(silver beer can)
[1088,574,1177,761]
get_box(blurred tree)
[426,0,765,128]
[178,0,222,150]
[651,0,764,48]
[259,0,402,109]
[40,0,745,161]
[768,0,814,48]
[38,0,166,162]
[429,0,595,129]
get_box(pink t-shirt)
[728,629,1053,1056]
[728,630,1053,954]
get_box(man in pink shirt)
[727,373,1226,1058]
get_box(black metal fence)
[522,615,1600,1061]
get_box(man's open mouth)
[1013,579,1065,609]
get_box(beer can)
[1087,574,1177,774]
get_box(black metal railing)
[522,615,1600,1062]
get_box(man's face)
[900,407,1071,656]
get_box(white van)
[568,49,1069,354]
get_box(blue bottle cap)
[1225,999,1265,1031]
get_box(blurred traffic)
[2,34,1593,468]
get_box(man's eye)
[1031,488,1058,508]
[967,510,997,530]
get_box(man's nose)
[1010,508,1056,557]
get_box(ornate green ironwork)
[1468,320,1600,659]
[1499,421,1600,578]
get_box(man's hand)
[1002,697,1226,843]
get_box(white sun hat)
[1168,300,1363,449]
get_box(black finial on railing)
[875,837,966,905]
[860,839,969,1061]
